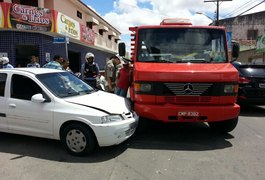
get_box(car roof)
[0,68,64,75]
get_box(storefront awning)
[109,31,117,36]
[115,36,121,40]
[99,24,109,32]
[87,16,99,25]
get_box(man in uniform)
[105,54,122,93]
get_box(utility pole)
[204,0,232,26]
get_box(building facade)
[219,11,265,64]
[0,0,121,72]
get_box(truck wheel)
[61,123,96,156]
[208,118,238,133]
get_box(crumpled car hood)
[64,91,131,114]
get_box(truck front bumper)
[135,103,240,122]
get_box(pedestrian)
[115,62,131,97]
[81,52,100,88]
[105,54,122,93]
[98,70,108,91]
[0,57,14,68]
[27,55,40,68]
[43,54,64,70]
[62,58,73,73]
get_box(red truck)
[119,18,240,133]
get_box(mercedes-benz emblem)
[183,83,193,94]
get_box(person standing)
[43,55,64,70]
[0,57,14,68]
[105,54,122,93]
[115,62,131,97]
[81,52,100,88]
[62,58,73,73]
[27,55,40,68]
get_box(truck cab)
[119,19,240,133]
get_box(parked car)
[0,68,138,156]
[232,62,265,105]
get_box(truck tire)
[208,118,238,133]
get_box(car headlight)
[101,115,124,124]
[134,82,152,92]
[224,84,238,93]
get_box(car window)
[11,74,42,100]
[0,73,7,97]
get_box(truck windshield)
[137,28,227,63]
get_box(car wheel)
[208,118,238,133]
[61,123,96,156]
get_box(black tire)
[208,118,238,133]
[61,123,96,156]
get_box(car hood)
[64,91,130,114]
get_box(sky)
[82,0,265,51]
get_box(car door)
[6,73,54,138]
[0,73,8,130]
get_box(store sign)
[53,37,66,43]
[56,12,80,40]
[8,4,54,32]
[256,34,265,53]
[80,24,95,45]
[0,3,3,28]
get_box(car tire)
[61,123,96,156]
[208,118,238,133]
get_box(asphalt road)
[0,105,265,180]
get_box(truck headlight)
[224,84,238,93]
[101,115,123,124]
[134,82,152,92]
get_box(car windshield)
[36,72,94,98]
[137,28,227,63]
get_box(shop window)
[77,11,82,19]
[247,29,258,40]
[99,29,104,36]
[86,22,93,29]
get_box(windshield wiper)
[181,58,210,63]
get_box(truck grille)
[163,83,213,96]
[165,96,212,103]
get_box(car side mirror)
[31,93,46,103]
[118,42,126,57]
[232,42,240,59]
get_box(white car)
[0,68,138,156]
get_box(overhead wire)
[223,0,265,18]
[235,0,265,16]
[223,0,256,17]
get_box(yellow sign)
[56,12,80,40]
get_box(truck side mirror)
[232,42,240,59]
[118,42,126,57]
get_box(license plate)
[178,111,199,117]
[259,83,265,88]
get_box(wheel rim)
[66,129,87,153]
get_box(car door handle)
[9,104,16,108]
